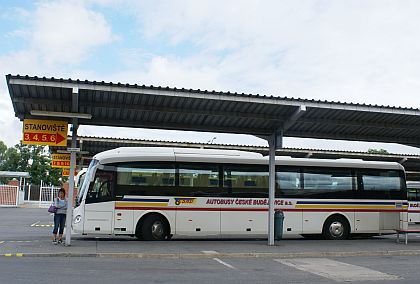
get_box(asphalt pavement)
[1,255,420,284]
[1,207,420,258]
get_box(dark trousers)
[53,214,66,235]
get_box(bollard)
[274,210,284,240]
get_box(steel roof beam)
[8,77,420,116]
[283,105,306,132]
[286,130,420,145]
[90,119,273,135]
[296,117,420,131]
[13,97,285,122]
[399,157,408,164]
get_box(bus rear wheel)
[140,215,169,241]
[322,215,350,240]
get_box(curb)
[3,250,420,258]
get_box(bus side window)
[223,164,268,198]
[178,163,221,197]
[358,170,404,199]
[114,163,176,196]
[276,168,301,198]
[301,168,353,199]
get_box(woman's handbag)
[48,204,57,213]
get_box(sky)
[1,0,420,154]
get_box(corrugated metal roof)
[75,135,419,157]
[6,74,420,146]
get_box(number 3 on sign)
[24,133,30,141]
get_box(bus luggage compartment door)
[355,212,379,233]
[84,201,114,234]
[176,210,220,236]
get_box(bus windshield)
[75,159,99,207]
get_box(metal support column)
[267,105,304,245]
[65,119,78,246]
[65,87,79,246]
[267,130,283,246]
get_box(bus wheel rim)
[329,221,344,237]
[151,221,164,238]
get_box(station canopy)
[6,74,420,147]
[0,171,30,178]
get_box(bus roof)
[93,147,404,170]
[407,181,420,188]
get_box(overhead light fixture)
[30,110,92,119]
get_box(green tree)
[367,148,389,155]
[0,140,7,164]
[0,140,64,185]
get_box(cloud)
[0,93,22,147]
[31,0,116,65]
[0,0,116,146]
[0,0,117,73]
[121,0,420,107]
[108,55,223,91]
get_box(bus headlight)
[74,215,82,224]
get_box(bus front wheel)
[140,215,169,241]
[322,215,350,240]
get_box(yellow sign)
[23,119,68,147]
[52,153,71,168]
[62,168,78,177]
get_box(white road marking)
[202,250,218,255]
[30,222,54,227]
[30,221,40,227]
[275,258,401,282]
[213,258,236,270]
[0,241,4,245]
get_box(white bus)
[407,181,420,223]
[73,147,408,240]
[74,168,87,191]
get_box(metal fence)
[25,184,40,202]
[0,185,19,207]
[39,185,60,207]
[23,182,60,207]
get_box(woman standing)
[52,188,67,244]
